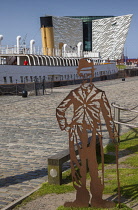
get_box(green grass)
[105,129,138,153]
[104,142,116,153]
[103,129,138,204]
[104,168,138,198]
[122,155,138,167]
[97,153,116,170]
[119,129,138,152]
[116,65,127,70]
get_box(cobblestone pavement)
[0,77,138,209]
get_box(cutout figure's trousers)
[69,124,104,202]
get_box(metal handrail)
[112,103,138,129]
[112,103,138,113]
[120,115,138,124]
[114,120,138,128]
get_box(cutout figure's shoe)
[91,198,115,208]
[64,187,90,207]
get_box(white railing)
[83,51,100,58]
[0,45,30,54]
[0,45,101,59]
[62,50,82,58]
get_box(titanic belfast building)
[40,14,132,60]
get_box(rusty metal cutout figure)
[56,58,118,208]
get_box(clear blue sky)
[0,0,137,58]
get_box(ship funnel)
[30,40,35,54]
[40,16,54,56]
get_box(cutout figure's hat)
[77,58,96,73]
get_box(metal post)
[35,79,38,96]
[16,80,18,95]
[43,78,45,95]
[114,104,121,207]
[74,74,75,85]
[24,77,26,91]
[51,76,53,93]
[114,105,120,142]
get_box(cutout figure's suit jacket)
[56,84,114,140]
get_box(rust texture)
[56,58,118,208]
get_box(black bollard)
[22,90,28,97]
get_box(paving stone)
[4,197,15,202]
[0,201,9,205]
[0,193,9,197]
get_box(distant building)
[126,58,138,66]
[68,16,114,52]
[40,14,132,60]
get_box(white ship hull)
[0,63,118,85]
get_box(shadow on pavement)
[0,168,47,188]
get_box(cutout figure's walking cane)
[116,144,121,208]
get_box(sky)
[0,0,138,58]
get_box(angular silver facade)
[92,14,133,60]
[52,16,83,50]
[50,15,132,59]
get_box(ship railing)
[0,45,101,59]
[62,51,81,58]
[0,45,16,54]
[0,45,30,54]
[83,51,100,58]
[58,51,100,58]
